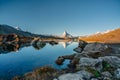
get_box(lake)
[0,41,78,79]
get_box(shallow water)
[0,42,78,79]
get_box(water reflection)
[32,41,46,50]
[0,40,74,54]
[0,39,78,79]
[0,43,20,54]
[59,41,72,48]
[49,41,58,46]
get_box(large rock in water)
[74,40,88,53]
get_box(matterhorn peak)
[62,31,73,38]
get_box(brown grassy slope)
[79,28,120,43]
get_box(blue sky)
[0,0,120,36]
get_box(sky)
[0,0,120,36]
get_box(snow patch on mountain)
[15,26,22,31]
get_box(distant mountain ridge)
[80,28,120,43]
[0,24,62,38]
[0,24,37,37]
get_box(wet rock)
[55,56,65,65]
[74,40,87,53]
[114,68,120,79]
[56,54,76,65]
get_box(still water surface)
[0,42,78,79]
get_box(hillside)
[0,24,64,38]
[79,28,120,43]
[0,24,37,37]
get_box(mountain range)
[0,24,59,38]
[0,24,37,37]
[0,24,75,39]
[80,28,120,43]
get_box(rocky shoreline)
[12,40,120,80]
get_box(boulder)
[83,42,112,53]
[78,40,88,49]
[58,70,93,80]
[100,56,120,68]
[79,57,102,67]
[78,56,120,69]
[74,40,87,53]
[81,42,113,58]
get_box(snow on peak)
[95,29,114,35]
[15,26,22,31]
[95,31,101,34]
[102,29,113,34]
[62,31,73,37]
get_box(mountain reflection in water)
[0,40,78,79]
[0,41,73,54]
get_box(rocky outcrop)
[56,40,120,80]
